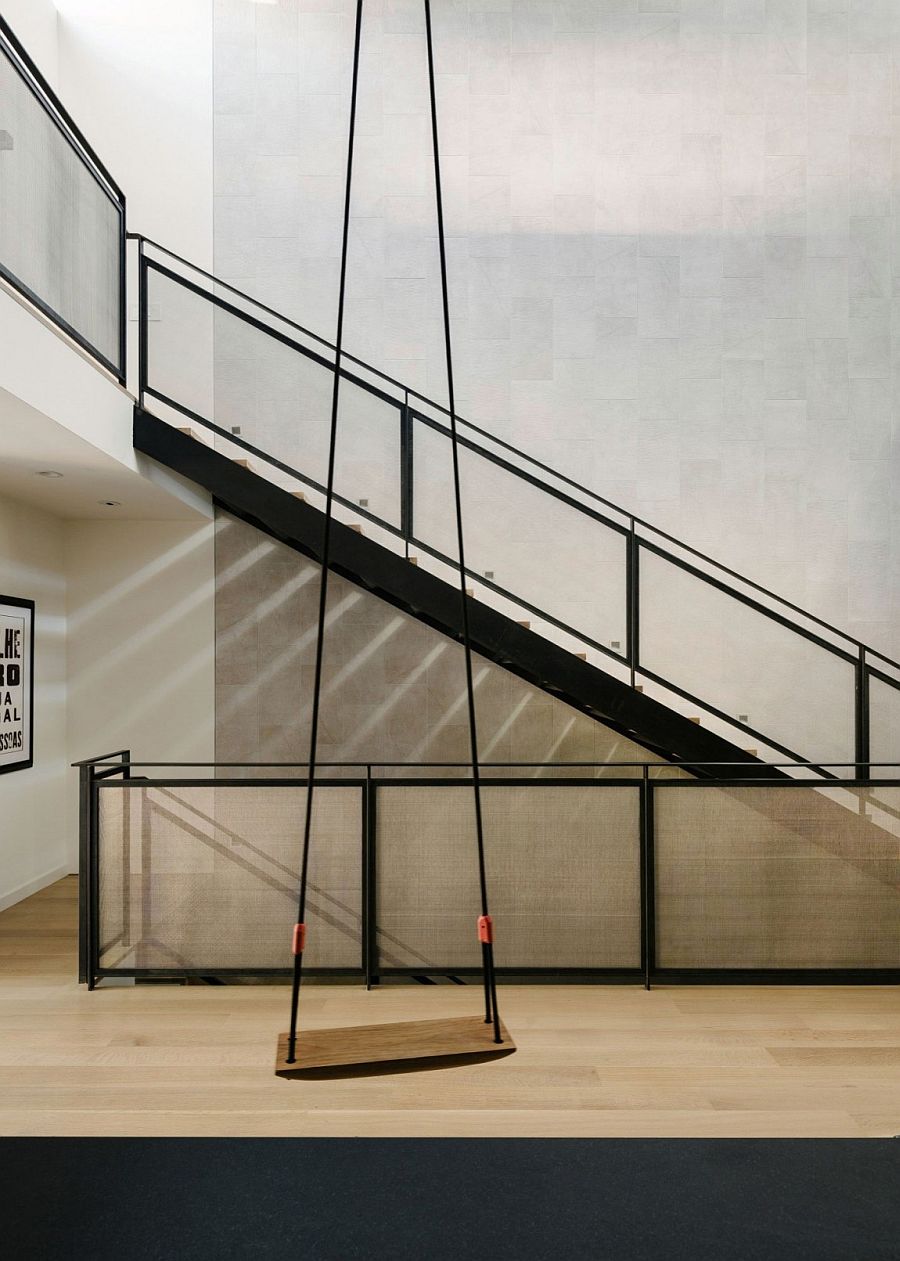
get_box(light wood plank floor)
[1,878,898,1137]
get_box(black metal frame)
[75,756,900,990]
[129,236,900,776]
[0,16,126,382]
[0,593,35,776]
[639,766,655,990]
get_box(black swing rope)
[285,0,364,1065]
[286,0,502,1063]
[424,0,502,1045]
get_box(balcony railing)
[0,16,125,381]
[76,754,900,989]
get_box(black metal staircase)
[135,406,778,777]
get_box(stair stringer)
[134,405,775,780]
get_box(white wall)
[2,0,58,85]
[56,0,214,267]
[0,8,218,912]
[0,277,133,466]
[0,280,213,520]
[0,493,68,910]
[208,0,900,665]
[66,519,216,767]
[0,504,217,911]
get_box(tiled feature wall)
[214,512,662,769]
[214,0,900,659]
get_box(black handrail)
[73,749,132,767]
[73,758,900,772]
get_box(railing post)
[122,750,132,949]
[400,394,413,557]
[639,765,655,990]
[363,766,378,989]
[77,763,92,985]
[856,646,871,782]
[627,520,639,690]
[118,209,127,385]
[89,767,101,990]
[78,762,102,990]
[137,237,147,409]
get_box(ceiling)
[0,387,206,521]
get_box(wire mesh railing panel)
[145,267,216,421]
[870,674,900,767]
[376,784,642,970]
[97,785,127,961]
[638,547,857,765]
[86,766,900,981]
[411,418,629,653]
[98,785,362,971]
[654,785,900,969]
[0,33,122,373]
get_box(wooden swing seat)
[275,1015,515,1077]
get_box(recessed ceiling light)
[36,470,64,478]
[99,500,122,508]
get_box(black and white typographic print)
[0,597,33,773]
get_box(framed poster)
[0,596,34,774]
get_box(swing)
[275,0,515,1079]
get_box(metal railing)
[0,17,125,381]
[130,233,900,777]
[76,754,900,989]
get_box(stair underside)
[134,406,772,779]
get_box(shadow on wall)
[67,520,216,763]
[213,511,659,773]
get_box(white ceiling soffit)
[0,387,208,521]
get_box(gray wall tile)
[214,513,661,769]
[213,1,900,666]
